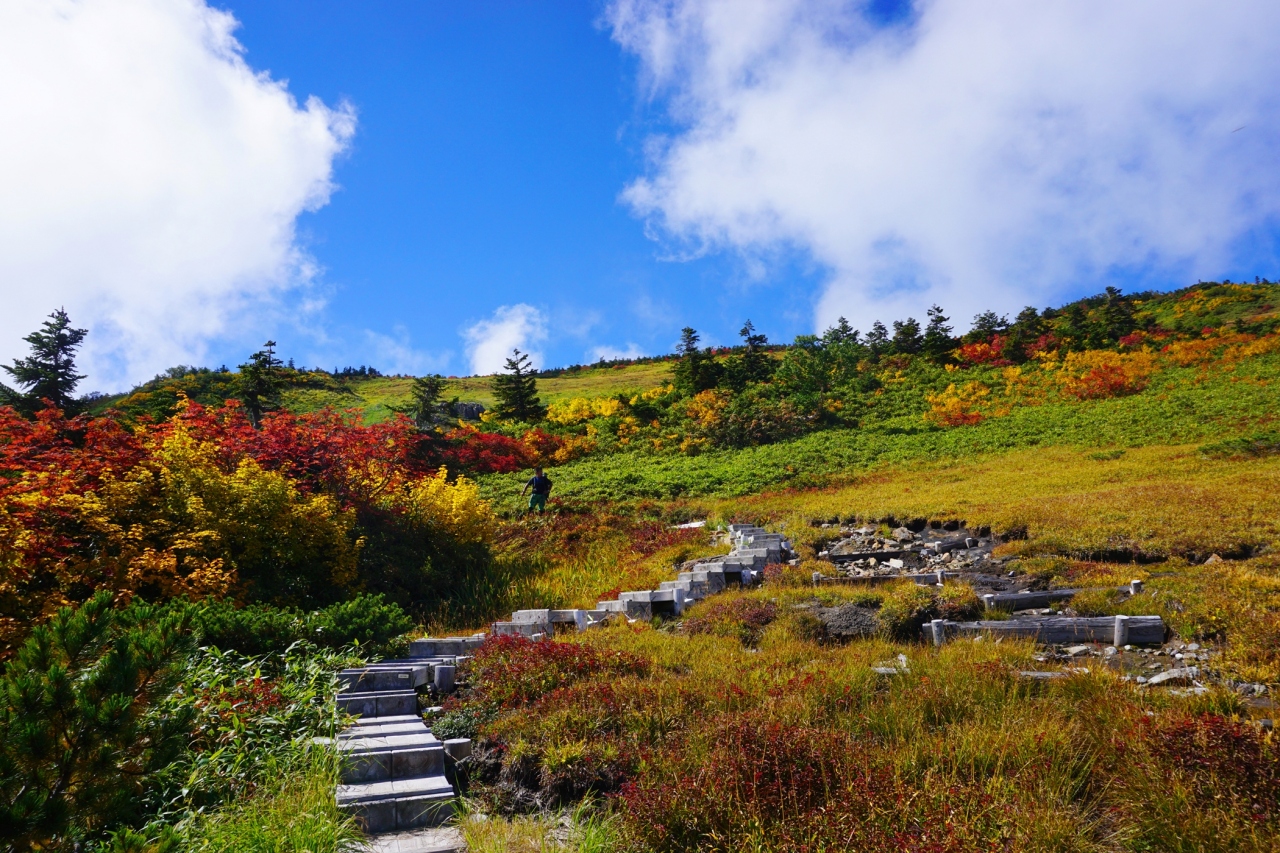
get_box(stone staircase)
[490,524,792,632]
[327,523,791,845]
[325,641,485,835]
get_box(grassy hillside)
[478,346,1280,503]
[281,359,676,423]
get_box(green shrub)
[877,583,936,641]
[190,600,304,657]
[936,583,982,622]
[0,593,194,852]
[190,595,412,657]
[432,705,498,741]
[1198,431,1280,459]
[310,594,414,654]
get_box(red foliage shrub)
[954,334,1012,366]
[466,635,649,710]
[519,428,565,466]
[440,427,532,474]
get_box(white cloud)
[364,326,451,376]
[589,343,646,362]
[0,0,354,390]
[463,304,547,375]
[608,0,1280,331]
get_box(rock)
[1186,643,1200,651]
[1146,666,1198,686]
[1103,646,1118,656]
[892,527,915,542]
[1065,645,1091,657]
[818,605,880,638]
[887,558,905,569]
[1204,554,1224,565]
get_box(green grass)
[186,752,361,853]
[479,353,1280,501]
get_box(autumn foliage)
[0,400,496,652]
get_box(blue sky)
[2,0,1278,388]
[203,0,826,377]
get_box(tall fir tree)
[890,317,923,355]
[1,308,87,416]
[922,305,955,361]
[865,321,890,358]
[394,374,453,430]
[237,341,285,427]
[735,319,774,384]
[492,349,545,421]
[672,327,722,394]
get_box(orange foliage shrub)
[1057,350,1156,400]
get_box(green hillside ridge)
[477,349,1280,504]
[94,280,1278,425]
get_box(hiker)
[521,466,553,513]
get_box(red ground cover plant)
[464,634,650,710]
[620,714,1010,853]
[1143,712,1280,826]
[684,596,779,645]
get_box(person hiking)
[521,466,553,513]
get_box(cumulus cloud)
[608,0,1280,331]
[589,343,646,362]
[0,0,354,390]
[463,304,547,375]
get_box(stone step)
[408,637,485,658]
[680,570,726,594]
[659,579,707,600]
[339,666,431,693]
[337,690,419,718]
[344,714,424,730]
[358,827,465,853]
[337,776,456,834]
[491,621,546,638]
[338,720,430,740]
[339,734,445,784]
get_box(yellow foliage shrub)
[925,382,989,427]
[686,389,729,428]
[87,428,360,604]
[396,468,496,544]
[545,396,624,425]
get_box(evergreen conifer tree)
[1007,306,1046,360]
[1096,286,1136,344]
[965,310,1010,343]
[237,341,285,427]
[394,374,452,429]
[672,327,722,394]
[735,320,773,384]
[492,349,544,421]
[822,317,859,346]
[865,321,889,358]
[1,308,87,416]
[890,317,923,355]
[922,305,955,361]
